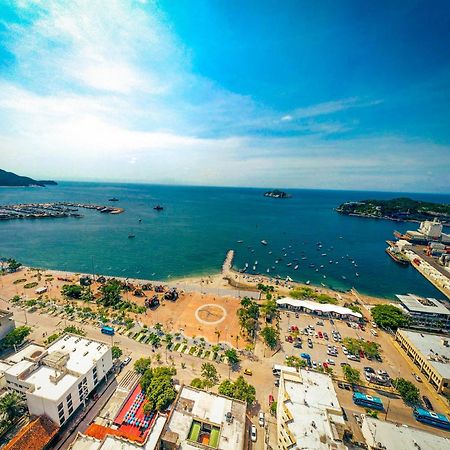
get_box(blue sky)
[0,0,449,192]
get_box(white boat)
[255,260,258,265]
[266,268,270,273]
[321,282,326,287]
[341,275,347,280]
[323,275,326,278]
[306,280,310,285]
[302,256,307,260]
[287,262,292,267]
[356,273,359,277]
[237,240,244,243]
[321,253,327,256]
[268,251,273,254]
[252,265,256,271]
[320,265,324,268]
[245,262,249,268]
[261,240,268,245]
[294,265,299,270]
[286,276,293,282]
[275,260,279,264]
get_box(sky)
[0,0,449,192]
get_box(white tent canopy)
[276,297,362,319]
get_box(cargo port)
[385,240,410,266]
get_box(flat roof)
[165,386,246,450]
[397,329,450,379]
[277,297,362,318]
[6,344,45,363]
[396,294,450,315]
[4,359,34,377]
[361,416,450,450]
[279,368,346,450]
[48,334,110,375]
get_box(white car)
[250,424,257,442]
[326,358,335,365]
[312,361,317,369]
[371,322,377,328]
[342,347,348,355]
[258,411,265,426]
[123,356,131,365]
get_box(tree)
[190,378,205,389]
[261,298,279,322]
[285,356,307,369]
[201,363,220,387]
[224,348,240,366]
[134,357,152,375]
[163,334,173,348]
[393,378,420,404]
[371,304,409,330]
[6,259,22,273]
[154,323,163,332]
[1,326,31,349]
[61,284,83,299]
[98,279,122,308]
[342,366,361,385]
[112,346,123,360]
[270,401,277,417]
[0,392,26,423]
[261,326,278,349]
[45,333,61,345]
[140,366,177,411]
[342,337,380,358]
[149,333,161,347]
[218,376,256,405]
[63,325,86,336]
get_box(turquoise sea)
[0,182,448,300]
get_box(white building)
[1,334,112,425]
[276,367,347,450]
[0,309,15,341]
[361,415,450,450]
[161,386,247,450]
[419,219,443,240]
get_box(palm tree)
[0,392,26,423]
[214,329,221,343]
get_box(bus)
[352,392,384,410]
[101,325,115,336]
[413,407,450,430]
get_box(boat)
[245,262,249,268]
[341,275,347,280]
[153,205,164,211]
[266,268,270,273]
[138,219,142,223]
[261,240,268,245]
[329,260,333,264]
[275,260,279,264]
[320,265,324,268]
[287,263,292,267]
[321,282,326,287]
[355,273,359,277]
[254,260,258,265]
[294,265,299,270]
[268,251,273,254]
[237,240,244,243]
[321,253,327,256]
[323,275,326,278]
[128,234,135,239]
[252,265,256,271]
[306,280,310,285]
[302,256,307,260]
[286,276,293,282]
[108,197,119,202]
[385,247,409,266]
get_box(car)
[344,384,351,390]
[375,354,383,362]
[346,322,351,327]
[318,331,323,338]
[364,366,375,373]
[330,319,334,325]
[371,321,377,328]
[348,354,360,362]
[340,362,350,367]
[274,379,279,387]
[323,362,328,369]
[337,381,344,389]
[422,396,433,410]
[377,369,388,376]
[295,313,299,318]
[307,338,313,348]
[312,361,317,369]
[250,425,257,442]
[342,347,348,355]
[258,411,265,427]
[294,342,302,348]
[244,368,253,376]
[123,356,132,365]
[359,350,365,359]
[268,394,274,405]
[300,352,311,358]
[323,332,329,340]
[316,321,324,326]
[285,335,293,343]
[413,374,422,383]
[326,358,335,365]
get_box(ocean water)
[0,182,448,300]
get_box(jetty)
[404,250,450,300]
[222,250,234,274]
[0,202,124,221]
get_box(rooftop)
[4,415,59,450]
[396,294,450,316]
[397,329,450,379]
[361,416,450,450]
[277,297,362,318]
[164,386,246,450]
[6,344,45,363]
[0,309,13,319]
[279,368,347,450]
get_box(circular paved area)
[195,304,227,325]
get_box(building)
[396,293,450,332]
[0,309,15,341]
[361,415,450,450]
[419,219,443,240]
[276,367,347,450]
[160,386,247,450]
[395,329,450,394]
[1,334,113,426]
[277,297,362,320]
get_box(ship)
[108,197,119,202]
[128,234,135,239]
[261,240,268,245]
[394,230,410,240]
[153,205,164,211]
[385,247,410,266]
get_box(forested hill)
[0,169,57,187]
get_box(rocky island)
[0,168,57,187]
[336,197,450,224]
[264,189,291,199]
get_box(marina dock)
[222,250,235,274]
[0,202,124,220]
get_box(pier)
[0,202,124,221]
[222,250,234,274]
[404,250,450,300]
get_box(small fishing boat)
[294,265,299,270]
[138,219,142,223]
[266,268,270,273]
[302,256,307,260]
[108,197,119,202]
[268,251,273,254]
[153,205,164,211]
[323,275,326,278]
[261,240,268,245]
[355,273,359,277]
[306,280,310,285]
[341,275,347,280]
[287,262,292,267]
[252,265,256,271]
[237,240,244,243]
[275,260,279,264]
[321,253,327,256]
[320,265,324,268]
[329,260,333,264]
[321,282,326,287]
[245,262,249,268]
[283,253,287,257]
[255,260,258,265]
[128,234,135,239]
[316,268,319,272]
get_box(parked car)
[364,366,375,374]
[308,338,313,348]
[340,362,350,367]
[413,374,422,383]
[312,361,317,369]
[337,381,344,389]
[285,335,293,343]
[348,354,360,362]
[258,412,265,427]
[123,356,131,365]
[318,331,323,338]
[250,425,257,442]
[294,342,302,348]
[274,379,279,387]
[323,332,329,340]
[268,394,274,405]
[244,368,253,376]
[295,313,299,318]
[326,358,335,365]
[422,396,433,410]
[342,347,348,355]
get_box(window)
[57,402,64,413]
[66,393,72,402]
[68,405,73,415]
